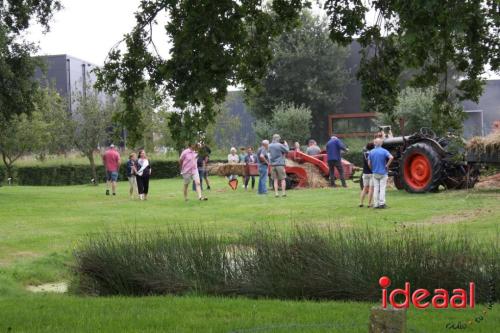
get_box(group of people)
[102,144,151,200]
[226,146,258,190]
[103,132,395,208]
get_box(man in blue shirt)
[269,134,290,197]
[368,138,394,209]
[326,135,348,187]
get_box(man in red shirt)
[102,144,121,196]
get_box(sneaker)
[207,186,211,190]
[379,204,386,209]
[359,204,364,207]
[106,190,110,196]
[112,193,116,196]
[199,197,208,201]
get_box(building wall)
[35,54,101,113]
[462,80,500,137]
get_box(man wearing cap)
[102,144,121,196]
[269,134,289,197]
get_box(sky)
[27,0,498,79]
[27,0,160,65]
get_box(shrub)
[72,226,499,302]
[253,103,312,144]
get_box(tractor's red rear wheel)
[400,143,442,193]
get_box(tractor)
[367,127,494,193]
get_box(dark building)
[35,54,100,113]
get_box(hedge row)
[0,160,222,186]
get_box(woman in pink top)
[179,143,208,202]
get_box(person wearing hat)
[269,134,289,197]
[102,144,121,196]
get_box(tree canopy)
[246,11,350,139]
[0,0,61,119]
[96,0,499,147]
[325,0,500,125]
[95,0,309,150]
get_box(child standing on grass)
[126,153,138,199]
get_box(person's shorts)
[362,173,374,187]
[199,168,208,178]
[182,173,200,185]
[107,171,118,182]
[271,166,287,181]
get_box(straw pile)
[475,173,500,189]
[466,132,500,153]
[286,160,330,188]
[206,163,246,176]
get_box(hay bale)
[286,160,330,188]
[206,163,246,176]
[467,132,500,153]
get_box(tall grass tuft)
[72,226,499,302]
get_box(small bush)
[72,226,499,302]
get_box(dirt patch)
[403,209,491,226]
[26,282,68,293]
[476,173,500,189]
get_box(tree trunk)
[1,152,14,180]
[87,151,98,185]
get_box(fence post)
[369,306,406,333]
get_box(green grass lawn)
[0,178,499,332]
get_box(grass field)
[0,178,499,332]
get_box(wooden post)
[369,306,406,333]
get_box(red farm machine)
[371,128,500,193]
[246,150,355,190]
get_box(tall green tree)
[325,0,500,128]
[246,10,350,137]
[34,86,73,158]
[0,1,61,119]
[95,0,310,152]
[253,102,312,144]
[0,112,47,179]
[378,87,464,136]
[71,90,114,183]
[96,0,499,145]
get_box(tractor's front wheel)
[400,143,442,193]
